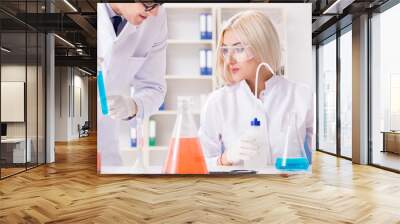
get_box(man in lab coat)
[97,3,167,167]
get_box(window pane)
[1,31,28,177]
[27,31,38,169]
[371,3,400,171]
[340,29,352,158]
[38,32,46,165]
[318,37,337,154]
[0,0,46,179]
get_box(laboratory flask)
[275,112,310,171]
[163,97,208,174]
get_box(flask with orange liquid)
[163,96,208,174]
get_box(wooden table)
[381,131,400,154]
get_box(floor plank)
[1,134,400,223]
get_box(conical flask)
[163,96,208,174]
[275,112,310,171]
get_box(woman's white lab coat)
[198,75,314,167]
[97,4,167,166]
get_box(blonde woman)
[198,10,314,168]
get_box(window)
[390,74,400,130]
[318,36,337,154]
[371,2,400,171]
[0,0,47,179]
[340,28,352,158]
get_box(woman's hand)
[218,151,232,166]
[218,136,259,166]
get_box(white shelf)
[167,39,213,45]
[165,75,212,80]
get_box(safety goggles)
[141,2,162,12]
[220,45,254,62]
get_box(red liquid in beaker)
[163,137,208,174]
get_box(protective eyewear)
[220,45,254,62]
[141,2,162,12]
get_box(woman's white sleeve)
[198,94,223,165]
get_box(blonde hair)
[216,10,282,84]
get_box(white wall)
[1,65,26,81]
[1,64,46,163]
[1,65,26,140]
[55,66,69,141]
[54,67,89,141]
[283,3,314,90]
[1,65,31,138]
[72,73,89,138]
[1,66,25,125]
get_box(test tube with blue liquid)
[97,58,109,115]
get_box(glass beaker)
[275,112,310,172]
[163,96,208,174]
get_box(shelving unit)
[124,3,217,168]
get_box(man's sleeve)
[129,8,168,126]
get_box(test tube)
[130,127,137,148]
[97,70,108,115]
[149,120,156,147]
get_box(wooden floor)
[1,167,26,178]
[1,135,400,223]
[373,150,400,171]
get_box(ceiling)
[0,0,393,74]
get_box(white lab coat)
[198,75,314,168]
[97,4,167,166]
